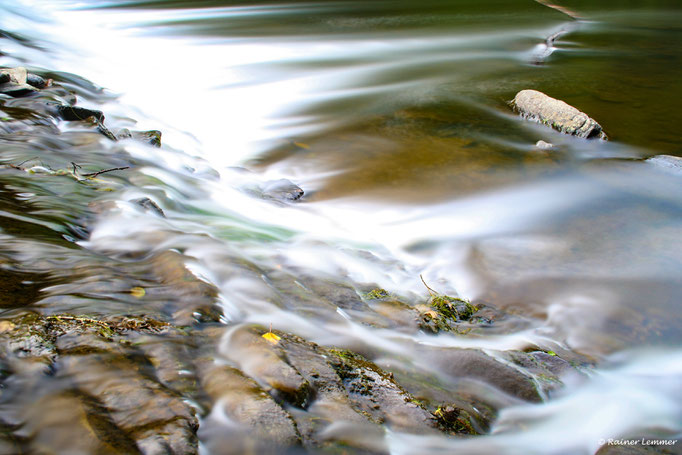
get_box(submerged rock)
[645,154,682,173]
[130,197,166,218]
[0,313,199,454]
[511,89,607,139]
[422,347,544,403]
[535,140,554,150]
[262,178,304,201]
[117,128,162,147]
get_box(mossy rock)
[417,294,480,334]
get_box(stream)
[0,0,681,454]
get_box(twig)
[82,166,129,178]
[419,274,438,296]
[17,157,39,167]
[534,0,582,20]
[71,162,81,174]
[47,315,112,329]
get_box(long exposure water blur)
[0,0,681,454]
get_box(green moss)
[364,288,389,300]
[433,405,478,435]
[429,295,478,321]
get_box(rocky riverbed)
[1,13,681,451]
[0,63,597,454]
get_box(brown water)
[1,0,681,453]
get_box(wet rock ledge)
[0,312,589,454]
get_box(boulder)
[511,89,607,139]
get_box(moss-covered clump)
[364,288,389,300]
[417,276,479,334]
[429,294,478,322]
[433,405,478,435]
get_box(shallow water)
[1,0,681,453]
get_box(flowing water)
[1,0,681,453]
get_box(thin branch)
[534,0,582,20]
[17,157,39,167]
[420,274,438,296]
[82,166,129,178]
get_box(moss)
[429,295,478,321]
[433,405,478,435]
[364,288,389,300]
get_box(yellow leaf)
[294,142,310,150]
[262,331,281,344]
[130,287,146,298]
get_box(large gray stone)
[511,89,607,139]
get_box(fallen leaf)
[262,331,281,344]
[294,142,310,149]
[130,287,146,298]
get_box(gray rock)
[26,73,48,89]
[262,179,304,201]
[0,67,39,97]
[511,89,607,139]
[196,362,301,448]
[423,347,543,402]
[131,197,166,218]
[116,128,162,147]
[54,105,104,122]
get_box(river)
[0,0,681,454]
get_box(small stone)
[262,179,304,201]
[130,197,166,218]
[535,140,554,150]
[116,128,133,140]
[511,89,606,140]
[56,105,104,122]
[0,67,37,98]
[26,73,48,89]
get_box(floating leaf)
[546,350,557,356]
[130,287,146,298]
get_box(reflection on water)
[1,0,681,453]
